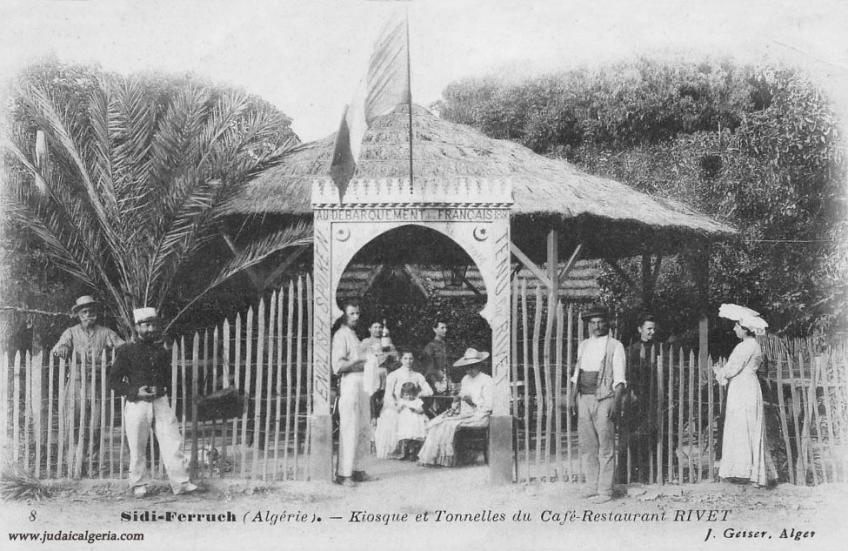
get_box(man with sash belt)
[569,304,626,503]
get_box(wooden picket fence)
[509,277,848,485]
[1,276,313,481]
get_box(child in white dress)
[396,382,428,460]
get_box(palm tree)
[2,75,311,335]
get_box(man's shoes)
[351,471,377,482]
[132,486,148,498]
[589,494,613,504]
[579,488,598,499]
[335,476,357,488]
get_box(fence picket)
[99,351,107,478]
[191,333,200,480]
[283,282,294,480]
[46,354,55,478]
[305,275,314,479]
[33,352,43,478]
[274,291,284,480]
[542,291,554,481]
[520,279,530,483]
[24,352,32,472]
[87,352,97,477]
[565,303,574,483]
[531,285,543,480]
[775,350,794,484]
[241,307,253,478]
[554,302,564,482]
[707,353,714,482]
[252,298,266,478]
[687,350,695,482]
[1,354,8,470]
[293,276,305,479]
[817,353,837,482]
[110,350,116,479]
[656,347,664,484]
[666,347,673,483]
[263,292,277,480]
[232,314,242,464]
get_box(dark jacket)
[109,340,171,402]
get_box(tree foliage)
[2,60,311,336]
[438,59,846,338]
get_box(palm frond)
[162,222,313,333]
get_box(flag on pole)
[330,10,411,200]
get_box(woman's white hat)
[133,307,157,324]
[718,303,768,335]
[453,347,490,368]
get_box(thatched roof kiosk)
[227,104,732,268]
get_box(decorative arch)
[308,177,514,484]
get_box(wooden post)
[241,307,254,478]
[775,350,794,484]
[555,302,564,482]
[263,292,277,480]
[232,315,241,461]
[191,333,200,480]
[521,279,530,483]
[294,277,305,479]
[46,354,55,478]
[99,351,107,478]
[656,347,664,484]
[510,278,519,482]
[0,354,8,471]
[24,352,32,472]
[819,352,838,482]
[532,285,544,480]
[273,291,284,480]
[252,298,265,478]
[284,281,295,480]
[222,319,231,479]
[565,303,574,482]
[33,352,43,478]
[667,347,674,483]
[74,353,86,479]
[542,292,554,480]
[688,350,695,482]
[109,350,116,479]
[304,275,314,479]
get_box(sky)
[2,0,848,141]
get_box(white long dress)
[714,337,775,485]
[374,367,431,458]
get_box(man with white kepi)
[109,307,198,498]
[569,303,627,503]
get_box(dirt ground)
[2,458,846,551]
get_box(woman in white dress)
[418,348,494,467]
[374,350,431,459]
[713,305,775,486]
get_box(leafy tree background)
[1,59,306,349]
[436,59,846,350]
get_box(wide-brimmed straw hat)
[453,347,490,368]
[71,295,98,314]
[718,303,768,336]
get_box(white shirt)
[459,372,494,417]
[331,325,361,375]
[571,335,627,388]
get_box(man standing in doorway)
[109,308,198,498]
[569,304,626,503]
[332,301,374,486]
[621,314,658,483]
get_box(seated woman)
[418,348,494,467]
[374,349,432,459]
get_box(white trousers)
[124,397,191,493]
[337,373,371,477]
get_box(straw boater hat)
[71,295,98,314]
[583,303,609,320]
[453,348,490,368]
[133,307,157,324]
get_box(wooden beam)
[558,242,583,283]
[402,264,431,297]
[510,241,552,289]
[222,233,263,290]
[261,246,307,289]
[547,229,559,300]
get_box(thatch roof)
[227,104,733,258]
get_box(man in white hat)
[51,295,124,360]
[568,304,627,503]
[51,295,124,475]
[109,307,197,497]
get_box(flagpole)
[405,5,414,188]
